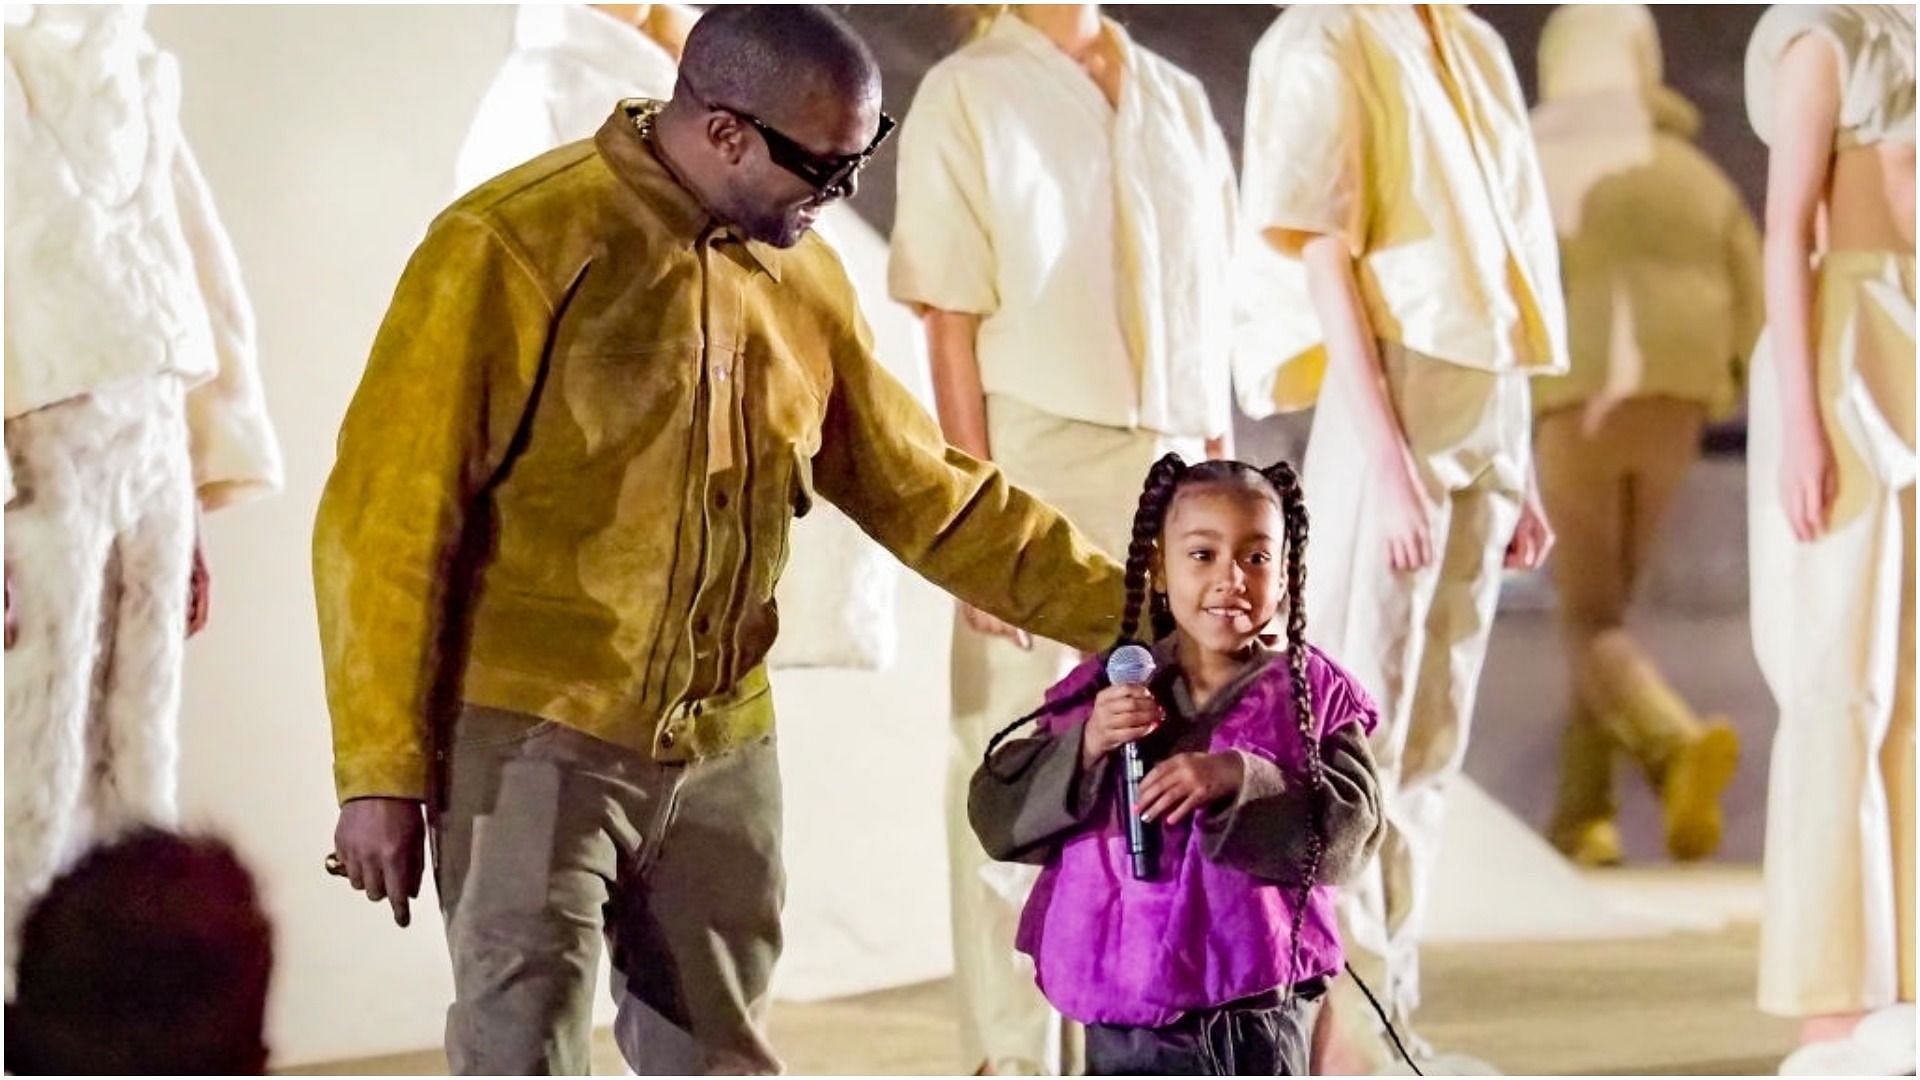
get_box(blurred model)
[1529,3,1762,869]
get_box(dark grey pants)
[432,705,785,1075]
[1083,983,1323,1076]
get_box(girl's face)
[1155,484,1285,658]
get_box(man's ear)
[705,111,750,166]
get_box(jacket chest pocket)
[555,342,698,457]
[746,343,828,470]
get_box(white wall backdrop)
[147,5,954,1067]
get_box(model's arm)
[1761,33,1844,543]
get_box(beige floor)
[291,868,1800,1077]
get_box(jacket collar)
[594,98,785,282]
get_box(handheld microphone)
[1106,644,1158,881]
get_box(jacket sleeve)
[312,210,551,803]
[1199,726,1384,886]
[887,64,998,316]
[809,287,1125,653]
[1241,14,1369,259]
[173,139,286,511]
[969,720,1113,864]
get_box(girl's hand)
[1082,684,1161,768]
[1377,442,1438,572]
[1136,751,1244,825]
[1780,417,1838,542]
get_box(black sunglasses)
[686,81,896,193]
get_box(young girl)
[970,454,1386,1075]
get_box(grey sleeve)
[1200,726,1383,886]
[968,720,1113,865]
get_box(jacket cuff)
[188,393,285,511]
[334,752,430,805]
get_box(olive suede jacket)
[315,100,1124,802]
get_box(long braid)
[983,452,1187,777]
[1120,453,1187,644]
[1264,460,1325,1006]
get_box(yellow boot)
[1579,630,1740,862]
[1661,719,1741,861]
[1549,816,1625,868]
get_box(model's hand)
[1505,478,1555,571]
[961,603,1032,650]
[1779,417,1838,543]
[1082,683,1161,768]
[186,532,211,638]
[1136,751,1243,825]
[1377,444,1438,572]
[333,797,426,928]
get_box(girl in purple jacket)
[970,454,1386,1075]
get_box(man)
[315,6,1124,1074]
[450,2,926,674]
[1236,5,1563,1071]
[1529,3,1760,869]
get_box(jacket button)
[714,491,729,509]
[694,617,710,635]
[659,728,677,750]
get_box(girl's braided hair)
[978,453,1328,995]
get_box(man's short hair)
[7,828,274,1075]
[679,5,879,115]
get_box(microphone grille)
[1105,644,1156,686]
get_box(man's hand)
[962,603,1032,650]
[1136,751,1243,825]
[1082,683,1162,768]
[1505,472,1556,571]
[333,797,427,927]
[186,532,211,638]
[1378,444,1438,572]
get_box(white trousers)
[1751,252,1915,1018]
[4,375,194,989]
[944,394,1199,1075]
[1303,344,1530,1027]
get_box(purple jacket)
[970,641,1383,1027]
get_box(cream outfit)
[888,14,1235,442]
[1233,4,1566,418]
[1745,3,1916,1018]
[1237,3,1567,1031]
[455,2,922,671]
[890,14,1232,1073]
[3,3,282,985]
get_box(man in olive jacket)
[315,7,1124,1074]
